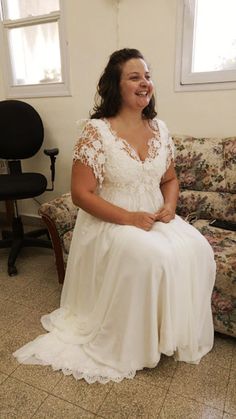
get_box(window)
[0,0,70,97]
[176,0,236,91]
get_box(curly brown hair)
[90,48,157,120]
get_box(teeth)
[137,92,147,96]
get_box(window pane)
[2,0,59,20]
[192,0,236,72]
[8,22,62,85]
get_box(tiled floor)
[0,246,235,418]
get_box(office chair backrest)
[0,100,44,160]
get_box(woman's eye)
[130,76,139,80]
[145,75,151,80]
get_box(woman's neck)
[114,109,146,129]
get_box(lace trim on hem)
[55,367,136,384]
[29,355,137,384]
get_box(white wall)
[0,0,235,217]
[118,0,236,137]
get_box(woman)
[14,48,216,384]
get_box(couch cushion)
[192,219,236,337]
[173,136,236,222]
[62,229,73,258]
[173,136,236,193]
[177,190,236,222]
[224,138,236,192]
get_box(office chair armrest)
[44,148,59,157]
[44,148,59,190]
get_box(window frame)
[175,0,236,91]
[0,0,71,98]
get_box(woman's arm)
[71,161,156,231]
[155,162,179,223]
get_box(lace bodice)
[103,118,161,164]
[73,118,174,194]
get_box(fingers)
[142,213,155,230]
[130,210,174,231]
[132,212,156,231]
[155,206,175,223]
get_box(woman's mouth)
[136,91,148,96]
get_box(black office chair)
[0,99,59,276]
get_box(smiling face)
[119,58,154,112]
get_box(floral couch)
[174,135,236,338]
[39,135,236,338]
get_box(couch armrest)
[39,192,78,236]
[38,192,78,283]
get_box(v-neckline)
[103,118,160,164]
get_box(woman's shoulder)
[152,117,168,131]
[76,118,106,136]
[151,117,170,140]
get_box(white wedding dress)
[13,118,216,384]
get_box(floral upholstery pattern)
[39,193,78,279]
[192,220,236,337]
[177,190,236,222]
[39,193,78,240]
[174,136,236,194]
[39,135,236,338]
[173,135,236,337]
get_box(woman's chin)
[134,98,150,109]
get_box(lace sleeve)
[166,132,175,169]
[73,120,106,187]
[157,119,175,170]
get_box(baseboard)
[21,214,44,227]
[0,212,44,227]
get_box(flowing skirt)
[13,212,216,384]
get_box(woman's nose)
[140,78,148,86]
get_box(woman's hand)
[129,211,156,231]
[155,204,175,223]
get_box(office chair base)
[8,265,17,276]
[0,216,52,276]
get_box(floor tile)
[0,275,32,301]
[0,280,11,301]
[0,250,58,300]
[8,281,57,310]
[0,403,22,418]
[225,369,236,416]
[11,364,62,393]
[12,247,54,272]
[0,298,32,330]
[159,391,223,418]
[0,376,47,418]
[21,262,61,292]
[199,333,235,370]
[0,299,9,338]
[38,288,61,313]
[52,375,113,414]
[0,247,54,278]
[0,316,44,375]
[231,341,236,371]
[169,362,229,410]
[98,379,167,418]
[32,395,96,418]
[136,354,177,388]
[223,413,236,419]
[1,230,236,419]
[0,264,57,298]
[0,372,8,385]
